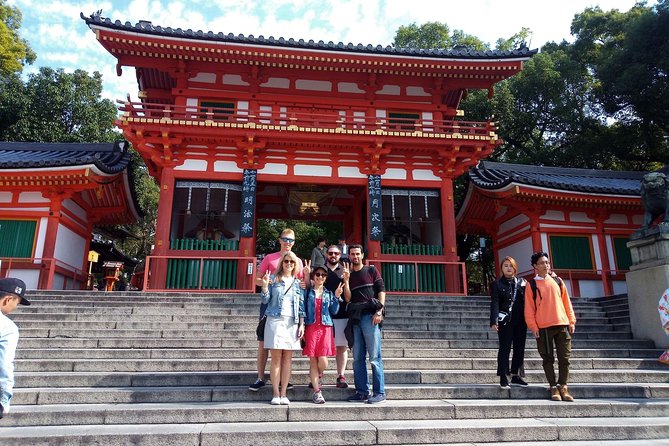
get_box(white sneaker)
[279,396,290,405]
[270,397,281,405]
[312,391,325,404]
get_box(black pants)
[496,315,527,376]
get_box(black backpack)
[529,275,564,303]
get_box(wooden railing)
[170,238,239,251]
[372,259,467,295]
[0,257,86,290]
[118,101,497,138]
[381,243,443,256]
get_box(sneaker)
[279,396,290,405]
[510,376,528,388]
[499,375,510,389]
[270,397,281,405]
[366,394,387,404]
[312,391,325,404]
[286,382,294,391]
[550,386,562,401]
[336,375,349,389]
[249,379,265,391]
[308,378,322,389]
[659,350,669,364]
[347,392,369,402]
[558,384,574,402]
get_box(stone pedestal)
[626,227,669,349]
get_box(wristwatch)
[375,310,383,316]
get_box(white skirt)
[264,315,301,350]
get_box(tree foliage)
[256,219,342,260]
[0,0,35,75]
[0,67,119,142]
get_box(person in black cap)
[0,277,30,418]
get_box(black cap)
[0,278,30,305]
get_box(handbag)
[497,311,509,325]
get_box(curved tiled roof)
[0,141,131,175]
[81,12,537,60]
[469,161,645,195]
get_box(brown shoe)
[550,386,562,401]
[558,385,574,402]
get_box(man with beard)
[343,245,386,404]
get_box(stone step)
[13,357,669,373]
[12,371,669,392]
[11,383,669,406]
[1,415,668,445]
[14,347,663,360]
[2,398,668,427]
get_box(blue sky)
[8,0,650,102]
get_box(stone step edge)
[0,417,667,445]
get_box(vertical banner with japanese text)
[240,169,257,238]
[368,174,383,241]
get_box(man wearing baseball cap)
[0,278,30,418]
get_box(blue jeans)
[352,313,385,396]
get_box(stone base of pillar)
[626,230,669,349]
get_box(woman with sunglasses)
[259,251,305,405]
[302,265,344,404]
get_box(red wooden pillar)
[592,212,613,296]
[152,167,175,289]
[39,194,63,289]
[529,211,542,253]
[440,178,460,292]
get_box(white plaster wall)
[578,279,605,298]
[411,169,439,181]
[294,165,332,177]
[4,269,39,289]
[213,161,243,173]
[62,199,87,221]
[406,86,430,96]
[606,235,617,273]
[337,82,364,93]
[377,85,401,95]
[338,166,366,179]
[295,80,332,91]
[612,280,628,295]
[0,192,11,202]
[262,77,290,88]
[51,274,65,290]
[222,74,249,86]
[175,160,208,171]
[189,72,215,83]
[570,212,594,223]
[541,233,550,253]
[259,163,288,175]
[54,224,85,271]
[382,169,407,180]
[592,234,602,270]
[19,192,49,203]
[605,214,629,224]
[543,210,565,221]
[499,237,533,273]
[33,217,48,259]
[499,214,529,234]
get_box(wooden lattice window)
[388,111,420,131]
[548,235,594,270]
[199,101,235,120]
[613,237,632,270]
[0,220,37,258]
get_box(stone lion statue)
[641,172,669,229]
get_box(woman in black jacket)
[490,256,528,388]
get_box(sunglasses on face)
[283,259,296,264]
[327,252,340,256]
[279,237,295,244]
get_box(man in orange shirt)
[524,251,577,402]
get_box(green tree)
[394,22,487,50]
[0,67,118,143]
[256,219,342,260]
[0,0,35,75]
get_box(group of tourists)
[490,252,577,401]
[250,228,386,405]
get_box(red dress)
[302,295,336,357]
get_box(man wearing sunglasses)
[323,245,351,388]
[249,228,304,392]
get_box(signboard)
[240,169,257,238]
[368,174,383,241]
[88,250,100,263]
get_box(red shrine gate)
[83,12,535,294]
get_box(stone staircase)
[0,291,668,445]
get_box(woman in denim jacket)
[302,265,344,404]
[259,251,305,405]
